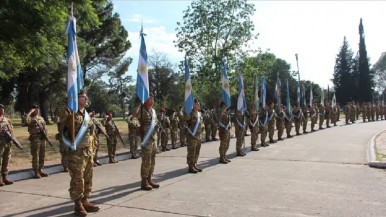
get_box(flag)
[309,86,313,107]
[254,73,259,111]
[332,92,337,107]
[221,58,231,108]
[237,73,246,114]
[261,76,267,108]
[297,84,301,106]
[321,89,325,106]
[184,57,194,114]
[301,83,306,107]
[135,26,149,104]
[274,72,281,107]
[286,79,291,112]
[65,15,83,112]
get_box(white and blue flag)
[221,58,231,108]
[261,76,266,108]
[136,26,149,104]
[254,73,259,111]
[184,57,194,114]
[237,73,246,114]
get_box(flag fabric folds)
[286,79,291,112]
[297,84,301,106]
[301,83,306,107]
[135,27,149,104]
[309,87,313,107]
[261,76,266,108]
[237,73,246,114]
[221,58,231,108]
[332,93,337,107]
[184,57,194,114]
[274,72,281,107]
[254,73,259,111]
[65,15,83,112]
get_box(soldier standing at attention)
[275,104,285,141]
[325,102,332,128]
[284,106,293,138]
[26,104,49,178]
[234,110,246,156]
[331,104,338,126]
[159,108,170,152]
[310,104,317,131]
[210,108,219,141]
[134,94,160,190]
[361,102,367,122]
[178,107,187,147]
[0,104,16,186]
[128,112,140,159]
[350,102,356,123]
[366,102,372,122]
[185,99,203,173]
[54,99,69,172]
[301,104,309,133]
[203,108,212,142]
[218,101,232,163]
[169,109,179,149]
[318,104,325,129]
[248,103,260,151]
[61,90,100,216]
[293,105,302,135]
[90,112,103,166]
[102,112,119,163]
[259,104,269,146]
[344,102,351,124]
[267,102,276,143]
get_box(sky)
[112,0,386,89]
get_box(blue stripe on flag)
[221,59,231,108]
[184,57,194,114]
[136,30,149,103]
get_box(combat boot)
[194,164,203,172]
[141,177,153,190]
[224,155,231,162]
[147,175,160,188]
[130,154,139,159]
[81,197,100,212]
[0,178,5,186]
[34,170,41,179]
[188,164,198,173]
[219,155,228,164]
[269,139,276,143]
[172,144,177,149]
[109,157,114,163]
[251,146,259,151]
[236,149,245,156]
[74,198,87,216]
[2,174,14,185]
[38,169,48,177]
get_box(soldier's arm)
[25,109,35,124]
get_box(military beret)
[171,109,176,112]
[161,108,166,113]
[89,111,94,117]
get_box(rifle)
[92,120,112,143]
[1,129,30,158]
[112,120,128,148]
[34,119,56,153]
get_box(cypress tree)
[357,18,373,102]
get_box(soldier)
[169,109,179,149]
[310,103,317,131]
[60,90,100,216]
[375,102,380,121]
[248,103,260,151]
[267,102,276,143]
[185,99,203,173]
[128,112,140,159]
[284,106,293,138]
[234,110,246,156]
[210,108,219,141]
[344,102,352,124]
[218,101,232,163]
[258,104,269,146]
[366,102,372,122]
[26,104,49,178]
[90,112,103,166]
[350,102,356,123]
[331,103,338,126]
[293,105,302,135]
[336,103,341,121]
[325,102,332,128]
[361,102,367,122]
[302,104,309,133]
[178,106,187,147]
[203,108,212,142]
[102,112,119,163]
[53,99,69,172]
[355,102,361,121]
[134,94,160,190]
[319,104,325,129]
[0,104,15,186]
[275,104,285,140]
[159,108,170,152]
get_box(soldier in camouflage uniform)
[350,102,356,123]
[26,104,49,178]
[267,102,276,143]
[218,102,232,163]
[53,99,69,172]
[336,103,341,121]
[284,106,293,138]
[0,104,15,186]
[184,99,203,173]
[325,102,332,128]
[361,102,367,122]
[169,109,179,149]
[318,104,325,129]
[102,112,119,163]
[302,104,309,133]
[367,102,372,122]
[210,108,219,141]
[178,107,187,147]
[159,108,170,152]
[248,103,260,151]
[259,104,269,146]
[90,112,103,166]
[203,108,212,142]
[293,105,302,135]
[128,112,140,159]
[275,104,285,140]
[310,104,317,131]
[344,102,352,124]
[375,103,380,121]
[355,102,361,121]
[331,103,338,126]
[60,91,100,216]
[134,94,160,191]
[234,110,246,156]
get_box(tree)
[357,18,374,102]
[372,52,386,98]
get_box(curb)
[367,129,386,169]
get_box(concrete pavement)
[1,120,386,217]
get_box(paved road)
[1,120,386,217]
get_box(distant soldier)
[336,103,341,121]
[275,104,285,141]
[90,112,103,166]
[210,108,219,141]
[53,99,69,172]
[218,101,232,163]
[178,107,187,147]
[344,102,352,124]
[355,102,361,120]
[350,102,356,123]
[0,104,16,186]
[234,110,246,156]
[127,112,140,159]
[26,104,49,178]
[249,103,260,150]
[318,104,325,129]
[310,103,317,131]
[159,108,170,152]
[331,103,338,126]
[366,102,372,122]
[267,102,276,143]
[284,106,293,138]
[169,109,179,149]
[302,104,309,133]
[361,102,367,122]
[259,104,269,146]
[325,102,332,128]
[102,112,118,163]
[293,105,302,135]
[375,103,380,121]
[203,108,212,142]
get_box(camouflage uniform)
[284,108,293,138]
[325,103,331,128]
[267,104,276,143]
[0,115,14,186]
[218,106,231,163]
[159,112,170,151]
[302,105,309,133]
[203,109,212,142]
[355,103,361,120]
[361,102,367,122]
[318,105,325,129]
[128,114,140,158]
[249,106,260,150]
[185,109,203,173]
[275,106,285,140]
[26,112,48,177]
[102,117,119,163]
[178,108,187,147]
[234,111,246,156]
[344,103,351,124]
[91,116,103,165]
[293,106,302,135]
[258,106,269,146]
[54,103,69,171]
[310,105,317,131]
[169,111,179,149]
[331,106,338,126]
[210,109,218,140]
[350,103,356,123]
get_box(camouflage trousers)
[67,147,94,201]
[170,128,178,145]
[219,129,230,157]
[259,126,267,144]
[249,125,259,147]
[211,123,218,140]
[285,120,292,137]
[276,120,285,139]
[325,116,331,127]
[351,114,356,122]
[92,138,99,162]
[161,131,168,148]
[294,120,301,134]
[311,117,317,130]
[186,137,201,165]
[204,124,211,141]
[29,135,46,170]
[268,123,275,141]
[319,117,325,128]
[0,142,12,175]
[141,139,157,178]
[235,127,245,151]
[129,131,139,155]
[59,139,68,169]
[331,115,337,125]
[302,117,308,132]
[179,127,186,146]
[107,134,117,159]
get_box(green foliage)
[372,52,386,95]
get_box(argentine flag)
[309,87,313,107]
[136,27,149,104]
[184,57,194,114]
[221,58,231,108]
[286,79,291,112]
[254,73,259,111]
[65,15,83,112]
[297,84,301,106]
[261,76,266,108]
[237,73,246,114]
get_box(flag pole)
[70,3,75,144]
